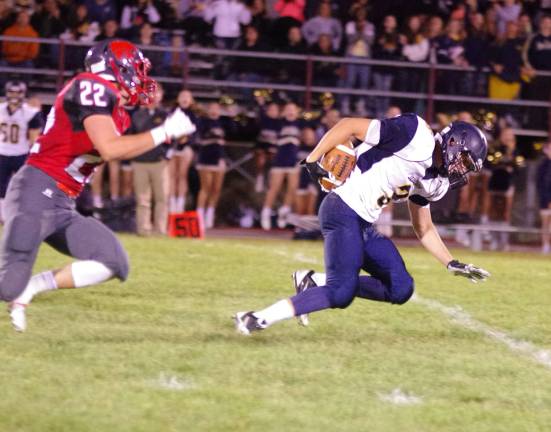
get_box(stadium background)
[1,2,551,431]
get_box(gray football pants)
[0,165,129,302]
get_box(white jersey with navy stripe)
[335,113,450,223]
[0,102,40,157]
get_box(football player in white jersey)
[0,81,43,222]
[234,113,490,335]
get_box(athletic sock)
[71,260,114,287]
[14,271,58,304]
[205,207,215,228]
[169,196,177,213]
[92,195,103,208]
[253,299,295,327]
[177,196,186,212]
[311,272,326,286]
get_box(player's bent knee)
[327,281,357,309]
[98,244,130,282]
[389,275,415,305]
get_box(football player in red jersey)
[0,39,196,331]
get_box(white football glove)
[447,260,491,283]
[151,108,196,145]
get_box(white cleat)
[292,270,317,327]
[8,302,27,332]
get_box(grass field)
[1,234,551,432]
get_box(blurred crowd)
[0,1,550,121]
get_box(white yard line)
[378,388,423,405]
[412,295,551,370]
[237,243,551,371]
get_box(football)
[319,143,357,190]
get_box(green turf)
[1,235,550,432]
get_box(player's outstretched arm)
[408,200,490,283]
[306,117,372,162]
[84,109,195,161]
[408,199,453,266]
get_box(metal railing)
[0,35,549,136]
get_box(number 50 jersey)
[27,73,130,197]
[335,113,450,223]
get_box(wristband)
[150,126,168,146]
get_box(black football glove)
[447,260,490,283]
[301,159,329,183]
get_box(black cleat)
[233,311,267,335]
[292,270,317,326]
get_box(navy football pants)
[0,165,129,302]
[291,193,414,315]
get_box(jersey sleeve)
[63,77,118,130]
[28,111,43,130]
[363,113,420,152]
[409,176,450,207]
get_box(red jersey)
[27,72,130,196]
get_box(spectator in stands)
[167,32,186,77]
[340,8,375,116]
[348,0,369,21]
[248,0,271,39]
[278,25,308,84]
[177,0,211,45]
[295,127,318,215]
[310,33,339,87]
[425,15,444,43]
[204,0,252,50]
[64,4,100,42]
[196,102,228,229]
[0,0,14,35]
[120,0,161,40]
[235,25,270,89]
[489,19,532,125]
[537,141,551,254]
[301,1,342,51]
[272,0,305,47]
[434,19,469,95]
[1,9,39,68]
[523,14,551,128]
[129,85,171,236]
[95,19,121,41]
[518,12,534,40]
[274,0,304,23]
[29,0,65,67]
[495,0,522,37]
[484,127,520,251]
[484,6,498,40]
[463,12,491,96]
[133,22,169,76]
[261,101,301,231]
[254,101,280,192]
[169,89,198,213]
[372,14,401,118]
[398,14,429,112]
[30,0,65,39]
[83,0,117,25]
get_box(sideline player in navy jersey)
[235,113,490,334]
[0,81,43,223]
[0,39,196,332]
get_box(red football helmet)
[84,39,157,106]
